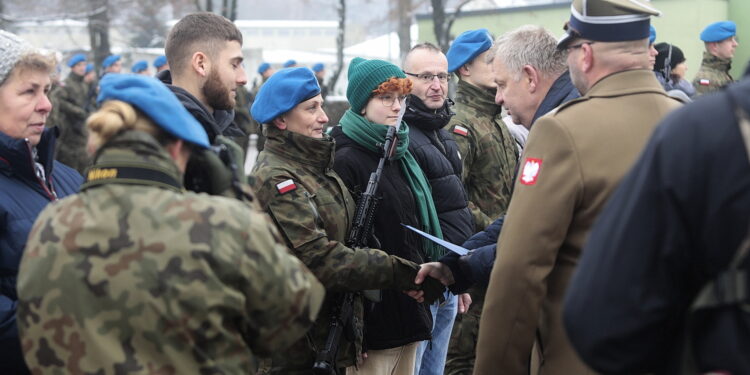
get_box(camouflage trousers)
[445,285,486,375]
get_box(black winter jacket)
[331,126,433,351]
[404,96,474,252]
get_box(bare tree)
[396,0,413,60]
[327,0,346,95]
[193,0,238,21]
[88,0,111,70]
[431,0,472,52]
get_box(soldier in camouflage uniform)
[54,53,91,173]
[249,67,444,374]
[250,62,275,153]
[232,83,253,153]
[692,21,738,96]
[443,29,517,375]
[17,74,325,375]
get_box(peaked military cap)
[446,28,493,73]
[251,67,321,124]
[102,54,121,68]
[558,0,661,49]
[97,74,210,148]
[67,53,87,68]
[700,21,736,42]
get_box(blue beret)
[447,29,493,73]
[131,60,148,73]
[282,59,297,68]
[700,21,736,42]
[97,74,209,148]
[67,53,87,67]
[649,25,656,45]
[251,67,321,124]
[257,62,271,74]
[102,54,121,68]
[312,63,325,72]
[153,55,167,68]
[85,63,94,74]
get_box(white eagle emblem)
[520,158,542,185]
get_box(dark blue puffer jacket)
[0,128,81,373]
[405,96,474,256]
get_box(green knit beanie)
[346,57,406,114]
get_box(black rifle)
[312,123,401,375]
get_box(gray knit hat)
[0,30,34,85]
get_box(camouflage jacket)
[692,51,734,96]
[17,131,324,375]
[448,80,519,230]
[54,73,90,143]
[250,126,423,373]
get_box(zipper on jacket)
[25,140,57,201]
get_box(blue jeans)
[414,291,457,375]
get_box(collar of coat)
[555,69,675,113]
[83,131,183,192]
[454,80,501,117]
[701,51,732,72]
[0,127,58,184]
[264,124,336,170]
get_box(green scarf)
[339,109,444,260]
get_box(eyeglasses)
[376,94,407,107]
[566,42,596,51]
[403,71,450,83]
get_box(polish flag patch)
[276,179,297,194]
[520,158,542,186]
[453,126,468,137]
[699,79,710,86]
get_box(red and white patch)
[276,179,297,194]
[453,126,468,137]
[699,79,711,86]
[520,158,542,186]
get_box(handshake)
[404,263,471,314]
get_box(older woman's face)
[0,69,52,147]
[275,94,328,138]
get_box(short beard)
[569,63,589,96]
[202,69,234,110]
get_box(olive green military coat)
[475,70,682,375]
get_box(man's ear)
[191,52,209,77]
[272,117,287,130]
[523,65,540,93]
[581,43,595,73]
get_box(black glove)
[184,146,233,196]
[391,256,446,305]
[419,275,447,305]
